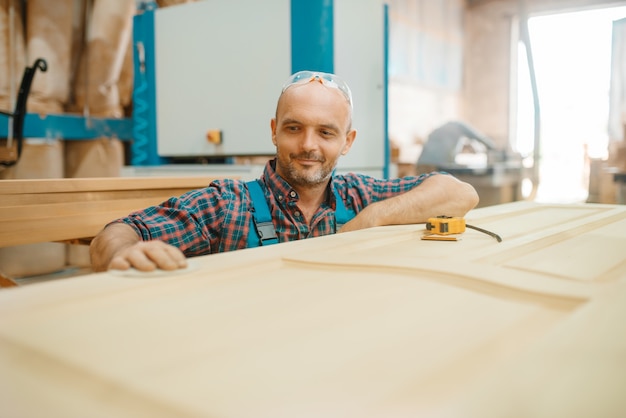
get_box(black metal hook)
[33,58,48,72]
[0,58,48,168]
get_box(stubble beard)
[277,151,336,187]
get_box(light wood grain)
[0,176,214,194]
[0,176,225,248]
[0,201,625,417]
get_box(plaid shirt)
[116,159,436,257]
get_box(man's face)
[271,82,356,189]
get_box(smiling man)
[90,71,479,272]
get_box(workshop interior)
[2,2,626,416]
[0,0,625,279]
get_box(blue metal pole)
[131,1,165,166]
[290,0,334,74]
[383,3,390,179]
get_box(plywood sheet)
[0,201,625,417]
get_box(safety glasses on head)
[281,70,353,109]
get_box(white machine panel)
[155,0,291,156]
[334,0,386,173]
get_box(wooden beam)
[0,176,229,248]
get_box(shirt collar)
[261,158,338,207]
[262,158,297,202]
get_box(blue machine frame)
[383,3,390,178]
[1,1,389,176]
[131,1,164,165]
[131,0,390,175]
[0,113,132,141]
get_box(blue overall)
[246,179,355,248]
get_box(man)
[90,71,479,272]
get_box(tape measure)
[425,216,466,235]
[423,216,502,242]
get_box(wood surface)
[0,201,625,417]
[0,176,222,248]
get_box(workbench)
[1,201,625,417]
[0,176,226,286]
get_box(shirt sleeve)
[109,179,249,257]
[335,171,443,213]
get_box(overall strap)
[333,189,355,231]
[246,180,279,248]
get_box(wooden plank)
[0,176,230,248]
[0,199,179,247]
[0,201,625,417]
[0,188,203,208]
[0,176,215,195]
[0,199,162,220]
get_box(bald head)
[276,81,353,133]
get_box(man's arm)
[339,174,479,233]
[89,223,187,272]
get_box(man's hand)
[90,223,188,272]
[108,241,188,272]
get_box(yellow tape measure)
[425,216,466,235]
[423,216,502,242]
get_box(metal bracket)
[0,58,47,168]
